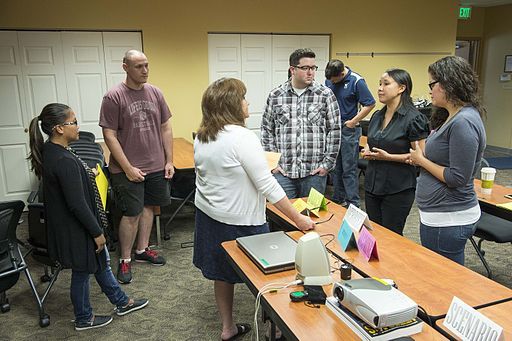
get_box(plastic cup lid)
[481,167,496,174]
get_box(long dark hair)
[196,78,247,143]
[386,68,415,110]
[27,103,71,178]
[428,56,486,128]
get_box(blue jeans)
[333,125,361,206]
[273,173,327,199]
[70,249,129,323]
[419,222,477,265]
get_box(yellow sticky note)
[497,202,512,211]
[292,198,309,214]
[306,187,327,216]
[95,164,108,210]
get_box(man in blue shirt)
[325,59,375,207]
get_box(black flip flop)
[222,323,251,341]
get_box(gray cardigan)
[416,106,486,212]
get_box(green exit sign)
[459,6,472,19]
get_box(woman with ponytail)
[28,103,148,331]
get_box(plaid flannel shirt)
[261,80,341,179]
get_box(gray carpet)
[1,166,511,340]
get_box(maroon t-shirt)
[99,83,172,174]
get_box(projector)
[333,278,418,328]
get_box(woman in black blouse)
[362,69,429,234]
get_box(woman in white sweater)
[193,78,314,341]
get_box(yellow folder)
[95,164,108,210]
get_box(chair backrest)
[69,140,105,168]
[0,201,25,243]
[78,131,95,143]
[0,209,13,242]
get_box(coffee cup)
[480,167,496,194]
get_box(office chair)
[469,213,512,279]
[469,158,512,278]
[357,158,368,178]
[69,133,105,168]
[0,200,55,327]
[76,130,95,143]
[356,120,370,178]
[163,171,195,243]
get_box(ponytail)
[28,116,44,178]
[27,103,71,179]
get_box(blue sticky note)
[338,220,357,251]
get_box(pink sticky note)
[356,226,379,261]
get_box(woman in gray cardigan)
[409,56,486,265]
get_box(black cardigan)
[43,141,105,273]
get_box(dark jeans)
[420,222,477,265]
[333,125,361,207]
[70,250,129,323]
[273,173,327,199]
[365,188,415,235]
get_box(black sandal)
[222,323,251,341]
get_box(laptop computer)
[236,231,297,274]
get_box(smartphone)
[505,194,512,200]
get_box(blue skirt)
[193,208,269,284]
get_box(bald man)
[100,50,174,284]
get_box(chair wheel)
[163,233,171,241]
[39,314,50,327]
[1,302,10,313]
[41,274,51,282]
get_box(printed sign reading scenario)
[443,296,503,340]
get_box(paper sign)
[265,151,281,171]
[292,198,309,214]
[338,220,358,251]
[306,188,328,216]
[95,164,108,209]
[443,296,504,341]
[356,226,379,261]
[343,204,372,232]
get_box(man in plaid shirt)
[261,48,341,199]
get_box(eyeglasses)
[428,80,439,90]
[315,213,334,225]
[61,120,78,127]
[294,65,318,72]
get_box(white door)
[62,32,107,138]
[271,35,301,88]
[19,31,68,118]
[301,35,330,85]
[0,31,35,202]
[0,30,143,202]
[103,32,143,93]
[208,34,241,82]
[241,35,272,137]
